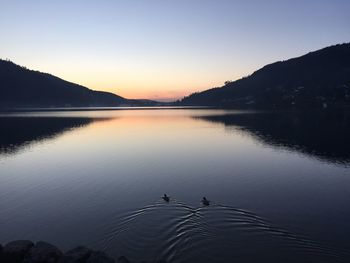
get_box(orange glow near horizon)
[16,58,251,102]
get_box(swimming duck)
[201,197,210,206]
[162,194,170,202]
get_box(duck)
[201,197,210,206]
[162,194,170,202]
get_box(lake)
[1,108,350,263]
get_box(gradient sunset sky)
[1,0,349,101]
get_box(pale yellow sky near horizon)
[8,56,256,101]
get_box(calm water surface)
[0,109,349,262]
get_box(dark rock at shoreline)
[0,240,168,263]
[0,239,117,263]
[117,256,130,263]
[24,241,62,263]
[3,240,34,262]
[58,246,92,263]
[86,251,114,263]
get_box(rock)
[3,240,34,262]
[59,246,92,263]
[1,240,120,263]
[24,241,62,263]
[86,251,115,263]
[117,256,130,263]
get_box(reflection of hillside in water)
[196,111,350,165]
[0,117,110,155]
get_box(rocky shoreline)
[0,240,161,263]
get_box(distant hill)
[0,59,157,108]
[179,43,350,108]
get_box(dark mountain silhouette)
[195,111,350,165]
[0,59,157,108]
[180,43,350,108]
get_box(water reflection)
[195,111,350,165]
[1,109,349,263]
[0,117,110,155]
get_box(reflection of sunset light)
[61,110,249,158]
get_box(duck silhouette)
[201,197,210,206]
[162,194,170,202]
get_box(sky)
[0,0,349,101]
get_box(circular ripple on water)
[100,199,349,263]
